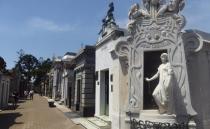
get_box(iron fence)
[128,112,189,129]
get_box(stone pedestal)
[139,110,176,123]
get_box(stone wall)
[0,75,10,109]
[183,32,210,129]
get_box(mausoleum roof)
[54,57,62,62]
[75,45,95,58]
[183,29,210,52]
[96,27,128,48]
[62,52,76,61]
[185,29,210,43]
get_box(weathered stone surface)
[114,0,199,128]
[182,30,210,129]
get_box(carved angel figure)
[128,3,150,20]
[150,0,160,6]
[157,0,185,16]
[142,0,162,10]
[127,3,150,31]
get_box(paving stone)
[0,94,84,129]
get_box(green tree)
[15,51,39,90]
[34,58,52,86]
[14,49,52,94]
[33,58,52,94]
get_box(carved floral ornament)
[116,0,187,58]
[129,0,186,45]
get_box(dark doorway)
[143,50,167,109]
[68,86,71,108]
[104,70,109,116]
[76,79,81,111]
[0,83,3,108]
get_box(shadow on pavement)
[49,105,56,108]
[0,112,23,129]
[6,98,27,110]
[5,103,20,111]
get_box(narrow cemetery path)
[0,94,84,129]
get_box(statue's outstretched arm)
[146,70,159,82]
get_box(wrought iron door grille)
[130,119,189,129]
[128,112,189,129]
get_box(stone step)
[87,117,111,129]
[139,110,176,123]
[95,115,111,125]
[79,118,99,129]
[140,110,159,114]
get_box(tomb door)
[143,50,167,109]
[76,79,81,111]
[68,86,71,108]
[105,70,109,116]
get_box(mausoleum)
[0,73,11,109]
[93,0,210,129]
[60,52,76,107]
[72,45,96,117]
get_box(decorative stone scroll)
[115,0,197,118]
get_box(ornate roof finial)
[99,2,117,37]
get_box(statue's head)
[160,53,168,63]
[150,0,160,5]
[133,3,140,10]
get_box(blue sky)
[0,0,209,69]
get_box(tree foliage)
[14,49,52,92]
[34,58,52,86]
[15,50,39,84]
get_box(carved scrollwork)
[128,14,186,48]
[183,31,204,53]
[173,15,186,31]
[129,64,142,108]
[115,38,130,60]
[128,0,186,36]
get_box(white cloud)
[27,17,76,32]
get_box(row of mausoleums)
[47,46,96,116]
[46,27,210,129]
[45,31,210,129]
[46,28,127,127]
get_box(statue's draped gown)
[153,62,173,113]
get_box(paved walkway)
[0,94,85,129]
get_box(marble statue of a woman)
[145,53,174,114]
